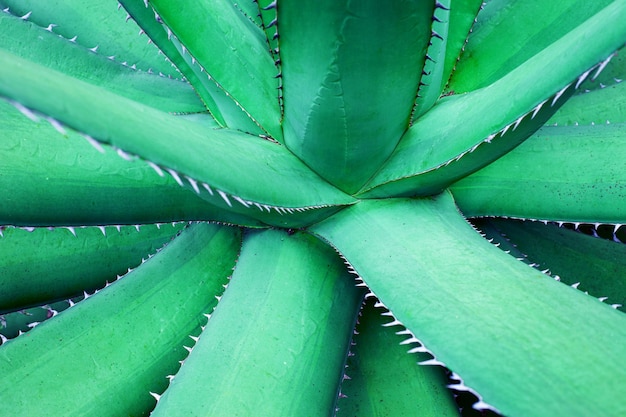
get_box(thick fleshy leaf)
[148,0,282,139]
[0,51,356,227]
[475,218,626,311]
[0,0,179,77]
[359,1,626,198]
[0,11,204,113]
[311,194,626,417]
[549,80,626,126]
[412,0,484,120]
[0,100,263,227]
[279,0,432,193]
[447,0,613,92]
[151,229,363,416]
[337,297,459,417]
[451,123,626,223]
[0,223,184,314]
[0,223,241,416]
[439,0,484,94]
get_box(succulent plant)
[1,0,626,416]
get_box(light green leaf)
[0,100,263,227]
[0,223,241,416]
[451,123,626,223]
[0,223,184,314]
[359,0,626,198]
[337,297,460,417]
[311,194,626,417]
[0,51,356,228]
[447,0,613,92]
[151,229,363,416]
[149,0,282,139]
[476,218,626,311]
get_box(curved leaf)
[359,1,626,198]
[447,0,614,92]
[0,100,263,227]
[337,297,459,417]
[151,229,363,416]
[0,223,241,416]
[279,0,432,192]
[149,0,282,139]
[0,51,356,227]
[311,194,626,417]
[0,11,204,113]
[451,123,626,223]
[0,223,184,314]
[0,0,179,77]
[476,218,626,311]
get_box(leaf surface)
[447,0,614,92]
[476,218,626,311]
[0,52,356,227]
[0,223,184,314]
[151,229,363,416]
[149,0,282,139]
[0,100,264,227]
[359,1,626,198]
[337,298,459,417]
[451,123,626,223]
[279,0,432,192]
[0,223,241,416]
[311,194,626,417]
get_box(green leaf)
[0,11,204,113]
[337,297,460,417]
[0,0,179,78]
[149,0,282,139]
[447,0,614,92]
[359,0,626,198]
[311,193,626,417]
[151,229,363,416]
[0,223,184,314]
[440,0,484,93]
[0,223,241,416]
[475,218,626,311]
[549,80,626,126]
[0,51,356,227]
[279,0,433,193]
[451,123,626,223]
[0,100,264,227]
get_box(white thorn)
[575,67,594,89]
[65,226,77,237]
[531,99,546,119]
[116,148,133,161]
[202,183,214,195]
[551,83,571,106]
[185,176,200,194]
[217,190,232,207]
[83,135,106,153]
[233,196,250,208]
[147,161,164,176]
[11,101,39,122]
[97,226,106,236]
[149,392,161,402]
[166,168,184,186]
[418,358,445,366]
[592,54,613,80]
[20,11,32,20]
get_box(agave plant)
[1,0,625,415]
